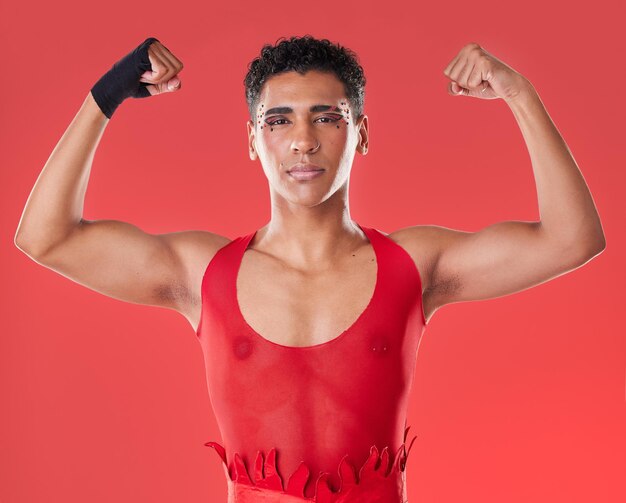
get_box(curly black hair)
[244,35,366,123]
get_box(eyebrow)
[263,104,342,115]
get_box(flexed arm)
[13,39,228,315]
[15,37,184,254]
[392,43,605,313]
[444,42,605,251]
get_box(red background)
[2,0,624,502]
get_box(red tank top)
[196,223,428,502]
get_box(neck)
[255,186,366,267]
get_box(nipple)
[370,335,390,355]
[233,335,254,359]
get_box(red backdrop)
[2,1,624,502]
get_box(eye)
[316,115,342,123]
[265,118,289,125]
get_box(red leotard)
[196,223,428,502]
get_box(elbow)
[585,229,606,256]
[14,230,48,259]
[594,234,606,254]
[14,229,29,253]
[581,217,607,259]
[539,215,606,263]
[573,233,606,264]
[15,220,82,258]
[548,229,606,269]
[14,220,34,253]
[589,239,606,259]
[15,236,37,257]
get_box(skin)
[14,41,606,348]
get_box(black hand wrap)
[90,37,160,119]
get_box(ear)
[356,114,369,155]
[247,119,258,161]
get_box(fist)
[139,40,184,95]
[443,42,529,102]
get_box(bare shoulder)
[384,224,460,323]
[384,224,447,292]
[163,230,232,328]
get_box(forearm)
[15,92,109,256]
[505,81,606,254]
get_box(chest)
[236,246,378,348]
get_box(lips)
[287,163,324,173]
[287,164,325,181]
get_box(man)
[15,36,605,502]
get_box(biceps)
[33,219,186,309]
[433,220,584,305]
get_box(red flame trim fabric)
[204,425,417,502]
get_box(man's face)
[247,70,369,207]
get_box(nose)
[290,123,320,154]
